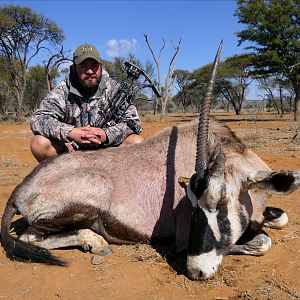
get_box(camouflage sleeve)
[30,82,74,142]
[103,104,142,146]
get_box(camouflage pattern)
[31,69,142,147]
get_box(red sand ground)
[0,112,299,299]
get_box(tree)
[0,5,64,120]
[104,57,126,82]
[0,56,14,114]
[217,54,254,114]
[218,94,231,112]
[144,34,181,119]
[25,65,50,113]
[185,63,217,112]
[235,0,300,120]
[42,46,71,91]
[257,73,295,114]
[185,54,253,114]
[172,69,192,112]
[257,75,281,113]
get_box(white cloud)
[106,38,137,58]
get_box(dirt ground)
[0,112,299,300]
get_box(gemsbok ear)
[246,170,300,195]
[178,176,200,208]
[178,176,190,190]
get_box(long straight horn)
[195,40,223,175]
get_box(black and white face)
[186,178,249,280]
[185,166,300,279]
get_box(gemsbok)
[1,42,299,280]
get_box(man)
[30,43,144,162]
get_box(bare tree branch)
[143,33,182,119]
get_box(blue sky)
[1,0,258,97]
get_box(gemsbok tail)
[0,192,65,266]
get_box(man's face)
[75,58,102,91]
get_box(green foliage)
[0,5,65,119]
[218,54,255,114]
[25,65,49,113]
[103,57,123,82]
[0,5,64,57]
[172,69,192,111]
[173,69,191,84]
[192,63,214,83]
[235,2,299,78]
[173,63,213,111]
[218,54,255,77]
[179,54,255,114]
[235,0,300,119]
[0,56,14,113]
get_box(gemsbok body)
[1,43,299,280]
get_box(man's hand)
[81,126,107,144]
[68,126,107,145]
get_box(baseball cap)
[73,43,101,64]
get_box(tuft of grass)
[119,244,164,265]
[243,130,261,142]
[143,115,156,123]
[267,277,300,298]
[0,156,18,168]
[235,285,273,299]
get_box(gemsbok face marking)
[184,169,300,279]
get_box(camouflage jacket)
[30,70,142,147]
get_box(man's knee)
[123,134,144,145]
[31,135,50,154]
[30,135,67,162]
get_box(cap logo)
[82,46,94,52]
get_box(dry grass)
[119,244,164,264]
[0,112,299,300]
[0,156,18,168]
[267,277,300,298]
[242,129,262,145]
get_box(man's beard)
[77,75,101,95]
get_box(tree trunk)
[160,98,167,121]
[16,89,24,121]
[153,99,157,115]
[296,96,300,121]
[235,108,241,115]
[272,98,280,114]
[279,87,284,115]
[230,98,241,115]
[289,95,293,112]
[292,80,300,121]
[14,75,26,121]
[47,72,52,92]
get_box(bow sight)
[97,61,160,128]
[123,61,161,98]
